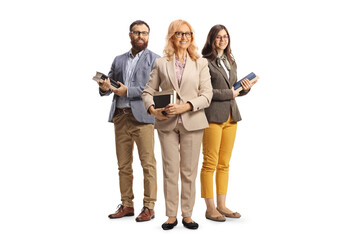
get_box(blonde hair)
[163,20,200,61]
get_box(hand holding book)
[164,103,192,115]
[149,105,169,120]
[97,77,112,92]
[240,78,258,91]
[92,71,121,91]
[153,90,177,117]
[112,82,127,97]
[233,72,259,91]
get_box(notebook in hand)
[153,90,177,117]
[233,72,259,91]
[92,71,120,89]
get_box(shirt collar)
[128,49,144,59]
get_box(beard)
[131,38,148,52]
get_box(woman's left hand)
[165,103,192,115]
[241,78,257,91]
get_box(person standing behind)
[96,20,160,222]
[142,19,212,230]
[200,24,257,221]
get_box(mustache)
[133,37,146,43]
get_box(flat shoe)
[182,219,199,229]
[162,219,178,230]
[205,211,226,222]
[216,207,241,218]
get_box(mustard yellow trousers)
[200,115,237,198]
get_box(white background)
[1,0,359,239]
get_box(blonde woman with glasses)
[142,19,212,230]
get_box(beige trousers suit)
[142,54,212,217]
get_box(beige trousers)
[113,112,157,209]
[157,123,204,217]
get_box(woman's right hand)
[231,86,241,99]
[149,106,169,120]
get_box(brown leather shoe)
[135,207,155,222]
[108,204,134,219]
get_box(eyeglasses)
[130,31,149,37]
[174,32,193,39]
[216,35,229,40]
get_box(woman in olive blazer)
[200,24,257,222]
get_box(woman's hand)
[241,78,257,92]
[149,106,169,120]
[165,103,192,115]
[231,86,241,98]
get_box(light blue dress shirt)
[116,50,144,108]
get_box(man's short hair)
[130,20,150,32]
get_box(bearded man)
[97,20,160,222]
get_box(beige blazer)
[142,54,213,131]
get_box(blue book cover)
[233,72,257,90]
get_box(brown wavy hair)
[163,20,200,61]
[201,24,234,64]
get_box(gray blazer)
[100,48,160,123]
[205,58,249,123]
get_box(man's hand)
[164,103,192,115]
[149,106,169,120]
[112,82,127,96]
[97,78,111,92]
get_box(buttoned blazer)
[100,48,160,123]
[142,54,213,131]
[205,58,249,123]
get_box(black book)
[153,90,176,108]
[92,71,120,89]
[153,90,177,117]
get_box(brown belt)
[115,108,132,115]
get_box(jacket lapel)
[166,55,181,95]
[122,49,149,82]
[179,52,193,91]
[121,54,127,84]
[210,59,230,88]
[228,62,236,86]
